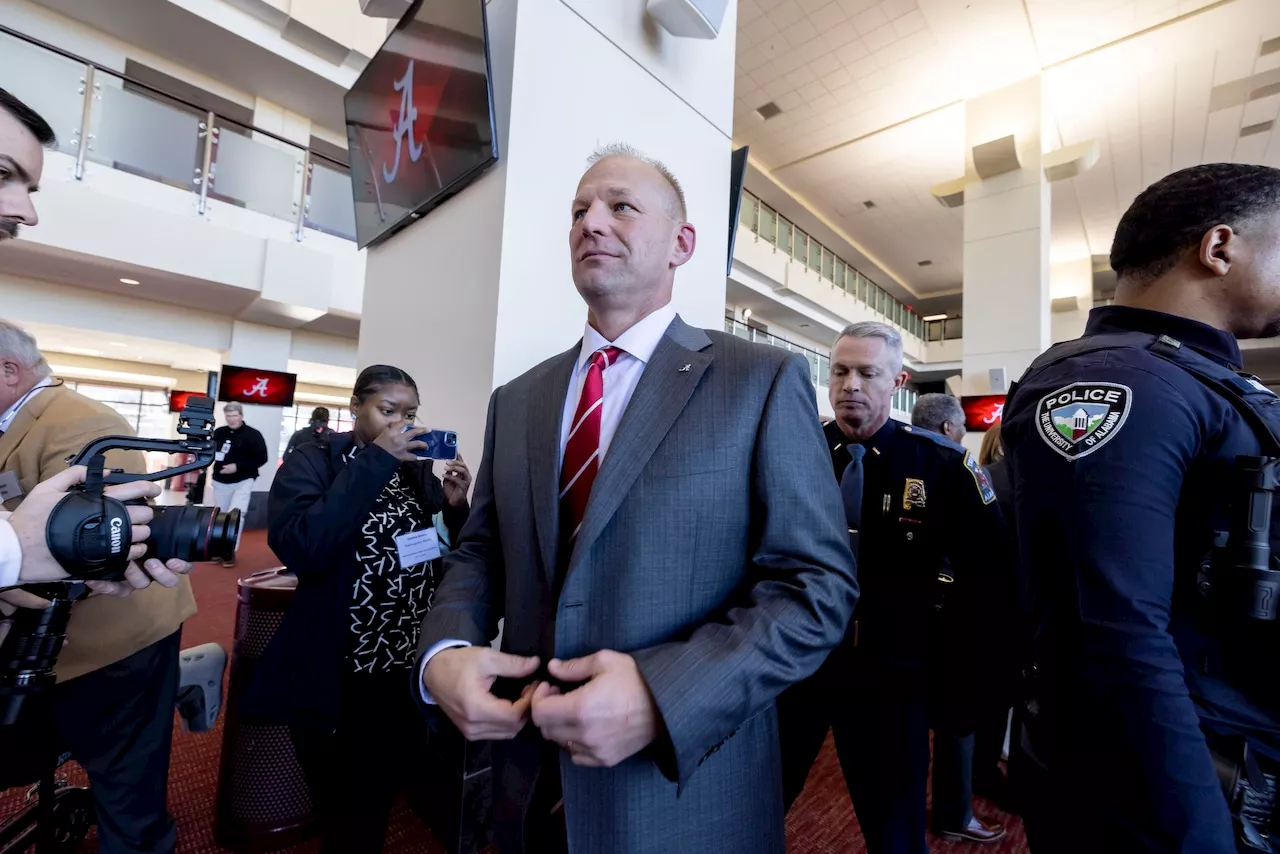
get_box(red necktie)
[560,346,623,541]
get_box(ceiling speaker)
[647,0,730,39]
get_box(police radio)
[1202,456,1280,622]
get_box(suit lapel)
[529,347,579,587]
[0,385,63,472]
[567,317,712,575]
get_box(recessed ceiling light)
[119,278,140,285]
[756,101,783,120]
[799,323,810,328]
[862,200,876,210]
[917,260,933,267]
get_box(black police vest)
[1010,329,1280,689]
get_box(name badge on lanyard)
[0,471,22,502]
[395,528,441,568]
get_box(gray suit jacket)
[417,316,858,853]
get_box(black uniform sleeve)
[267,442,400,578]
[936,446,1016,728]
[246,426,270,472]
[1008,364,1235,848]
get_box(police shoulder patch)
[963,451,996,505]
[1035,381,1132,461]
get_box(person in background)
[285,406,333,458]
[973,423,1015,806]
[779,323,1008,853]
[911,392,967,445]
[211,401,267,566]
[248,364,471,854]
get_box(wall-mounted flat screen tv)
[344,0,499,249]
[218,366,298,408]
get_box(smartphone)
[402,426,458,460]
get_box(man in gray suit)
[417,144,859,853]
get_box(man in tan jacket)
[0,88,196,854]
[0,320,198,854]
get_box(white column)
[961,76,1051,402]
[358,0,737,470]
[221,321,292,495]
[1050,257,1093,343]
[958,77,1052,453]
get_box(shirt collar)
[578,302,677,371]
[859,416,900,454]
[1085,305,1243,369]
[0,377,54,433]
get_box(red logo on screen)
[218,366,297,407]
[962,395,1006,431]
[168,390,204,413]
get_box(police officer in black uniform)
[1004,163,1280,853]
[777,322,1009,853]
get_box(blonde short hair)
[587,142,687,221]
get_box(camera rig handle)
[66,396,218,485]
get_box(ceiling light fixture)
[108,342,127,348]
[862,200,876,210]
[119,278,140,285]
[922,314,948,322]
[917,260,933,267]
[742,308,753,321]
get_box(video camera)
[0,395,239,725]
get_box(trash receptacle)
[214,569,315,852]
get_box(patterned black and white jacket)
[244,431,468,730]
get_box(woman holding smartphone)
[247,364,471,854]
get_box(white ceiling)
[22,321,223,372]
[734,0,1280,298]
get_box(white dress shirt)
[0,378,56,587]
[0,515,20,589]
[420,303,678,701]
[0,376,53,434]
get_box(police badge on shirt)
[1036,382,1133,460]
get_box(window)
[278,405,354,460]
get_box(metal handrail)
[0,23,348,171]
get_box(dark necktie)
[841,444,866,557]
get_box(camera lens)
[147,505,241,563]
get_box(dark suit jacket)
[417,317,859,853]
[244,433,467,729]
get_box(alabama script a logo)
[383,59,423,185]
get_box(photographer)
[0,466,195,645]
[0,319,195,854]
[247,365,470,854]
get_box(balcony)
[0,25,356,243]
[723,316,920,414]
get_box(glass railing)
[0,25,356,243]
[925,317,964,342]
[724,316,920,412]
[738,190,925,340]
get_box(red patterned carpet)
[2,530,1027,853]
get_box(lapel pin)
[679,364,692,373]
